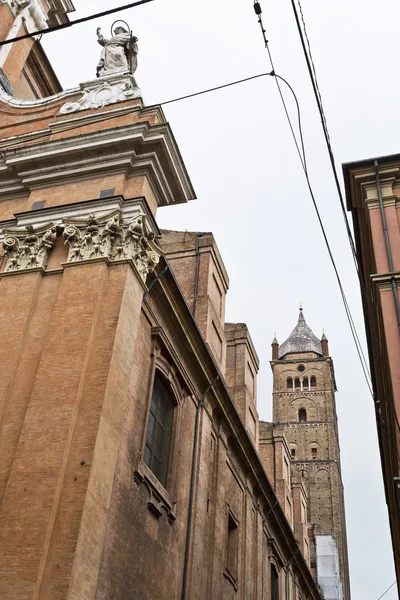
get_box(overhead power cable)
[289,0,360,275]
[289,0,400,444]
[0,0,155,47]
[376,580,396,600]
[252,0,373,394]
[0,72,274,152]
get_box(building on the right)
[343,155,400,595]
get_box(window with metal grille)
[98,188,115,199]
[144,371,174,487]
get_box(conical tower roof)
[278,309,322,359]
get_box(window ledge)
[223,568,238,591]
[134,461,176,524]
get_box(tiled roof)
[278,309,322,359]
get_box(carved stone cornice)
[0,120,195,206]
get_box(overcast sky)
[42,1,400,598]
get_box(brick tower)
[271,309,351,600]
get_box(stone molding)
[133,464,176,524]
[0,121,196,206]
[371,271,400,292]
[1,208,162,282]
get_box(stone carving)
[59,74,141,115]
[2,222,57,272]
[96,25,138,78]
[63,210,162,281]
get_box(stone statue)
[96,25,138,78]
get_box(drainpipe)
[181,375,220,600]
[374,160,400,334]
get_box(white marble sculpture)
[96,25,138,78]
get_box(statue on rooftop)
[96,23,138,78]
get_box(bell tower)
[271,309,351,600]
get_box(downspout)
[181,375,220,600]
[374,160,400,334]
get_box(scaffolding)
[316,535,343,600]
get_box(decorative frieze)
[63,210,162,281]
[3,222,57,272]
[1,209,162,282]
[60,74,141,115]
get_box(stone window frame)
[134,332,189,523]
[266,539,286,600]
[223,504,240,591]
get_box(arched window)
[294,377,300,390]
[310,376,316,388]
[271,564,279,600]
[287,377,293,390]
[302,376,309,390]
[144,371,175,487]
[311,447,318,459]
[299,408,307,423]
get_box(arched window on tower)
[302,376,309,390]
[144,371,175,487]
[287,377,293,390]
[299,408,307,423]
[294,377,300,390]
[271,564,279,600]
[310,376,317,388]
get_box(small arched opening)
[298,408,307,423]
[287,377,293,390]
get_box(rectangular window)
[227,512,239,581]
[144,372,174,487]
[311,447,317,459]
[291,448,296,459]
[284,456,289,483]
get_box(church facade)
[0,3,350,599]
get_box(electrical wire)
[289,0,400,444]
[252,1,373,394]
[376,580,396,600]
[0,0,155,47]
[0,71,274,152]
[290,0,360,275]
